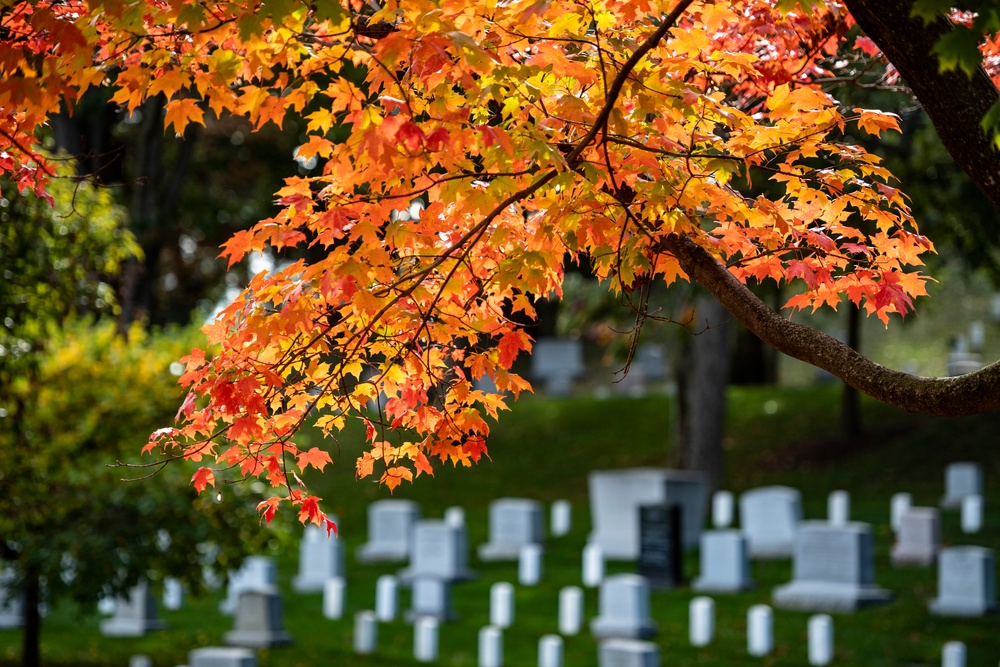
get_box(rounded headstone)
[323,578,345,620]
[519,544,543,586]
[689,596,714,647]
[538,634,563,667]
[808,614,833,666]
[747,604,773,657]
[414,616,438,662]
[583,543,604,587]
[354,610,377,654]
[490,582,514,628]
[558,586,583,636]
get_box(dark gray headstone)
[637,504,682,590]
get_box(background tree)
[0,174,273,667]
[3,0,1000,518]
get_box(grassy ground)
[2,385,999,666]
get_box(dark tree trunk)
[840,303,863,436]
[673,292,731,492]
[844,0,1000,210]
[21,574,40,667]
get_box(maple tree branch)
[662,233,1000,416]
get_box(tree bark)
[663,234,1000,416]
[844,0,1000,210]
[21,574,40,667]
[840,302,863,436]
[673,292,731,492]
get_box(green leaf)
[932,28,983,77]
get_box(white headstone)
[399,520,474,583]
[478,625,503,667]
[598,639,661,667]
[163,578,183,611]
[827,490,850,526]
[358,500,421,563]
[129,655,152,667]
[551,500,572,537]
[479,498,544,561]
[189,647,256,667]
[930,546,997,616]
[354,610,377,654]
[322,578,346,620]
[808,614,833,666]
[538,634,563,667]
[375,575,398,622]
[590,573,656,640]
[689,596,714,647]
[747,604,773,657]
[444,506,465,528]
[221,556,277,615]
[413,616,438,662]
[942,462,983,509]
[740,486,802,558]
[558,586,583,635]
[490,582,514,628]
[942,641,966,667]
[692,529,753,593]
[712,491,734,528]
[531,338,584,396]
[891,493,912,533]
[519,544,543,585]
[587,468,709,559]
[970,321,986,352]
[406,577,455,622]
[961,495,983,533]
[772,521,892,612]
[891,508,940,566]
[583,543,605,587]
[99,581,166,637]
[223,588,293,648]
[293,519,344,592]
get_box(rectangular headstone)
[407,577,455,622]
[531,338,584,396]
[740,486,802,558]
[692,529,752,592]
[590,574,656,640]
[399,520,474,583]
[941,462,983,509]
[221,556,277,615]
[637,504,683,590]
[293,521,344,592]
[478,498,544,561]
[772,521,891,612]
[357,500,421,563]
[99,581,166,637]
[223,588,293,648]
[930,546,996,616]
[891,508,940,566]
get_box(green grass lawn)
[3,384,999,666]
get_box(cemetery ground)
[2,384,999,666]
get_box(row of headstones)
[586,462,985,564]
[80,459,994,643]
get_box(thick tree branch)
[663,234,1000,416]
[844,0,1000,210]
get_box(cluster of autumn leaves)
[0,0,948,523]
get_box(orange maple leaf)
[297,446,333,472]
[191,466,215,493]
